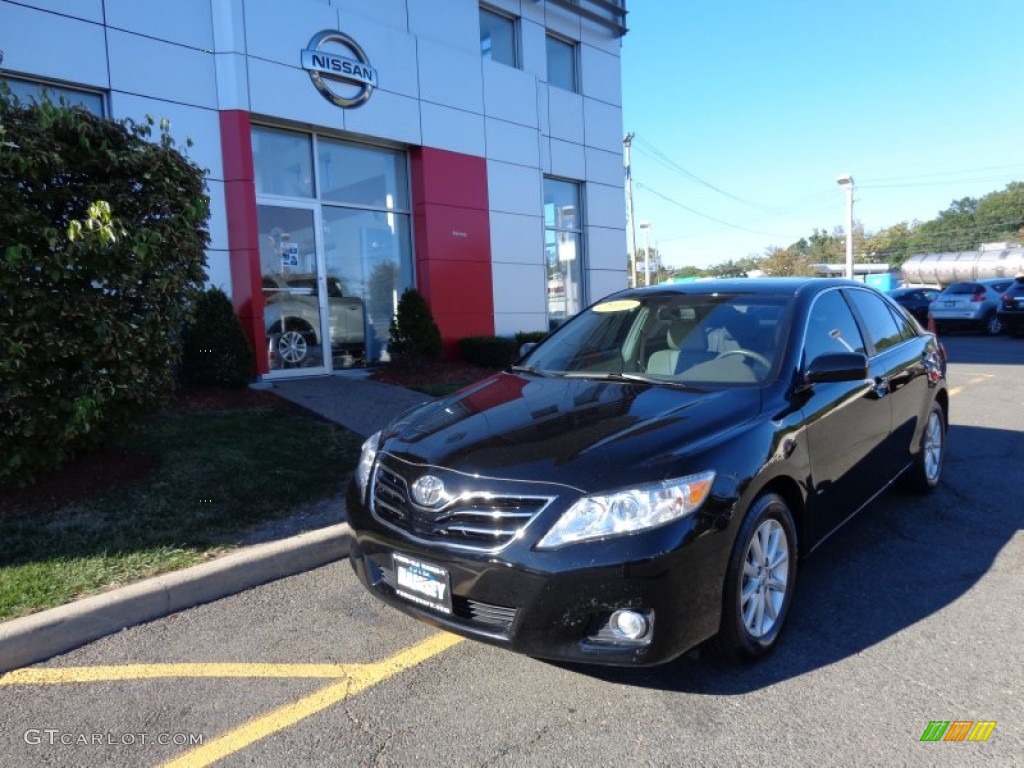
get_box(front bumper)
[346,481,731,667]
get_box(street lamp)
[640,221,652,286]
[836,174,854,280]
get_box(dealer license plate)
[392,553,452,614]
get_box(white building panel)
[483,62,539,127]
[581,20,625,56]
[492,263,547,314]
[489,211,544,266]
[108,30,218,109]
[494,311,548,337]
[211,0,246,55]
[243,0,337,68]
[487,160,542,217]
[246,57,346,130]
[583,97,622,152]
[417,39,484,113]
[333,0,408,30]
[520,18,548,79]
[485,118,540,168]
[580,44,621,106]
[203,179,230,254]
[338,15,419,100]
[587,268,628,302]
[108,93,223,181]
[215,53,251,111]
[421,103,486,157]
[585,146,624,187]
[204,248,233,297]
[546,86,584,144]
[344,89,422,146]
[105,0,214,50]
[550,138,586,180]
[407,0,478,52]
[543,3,582,41]
[0,2,108,88]
[585,181,627,229]
[8,0,103,22]
[585,225,627,272]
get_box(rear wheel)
[715,493,797,661]
[903,402,945,493]
[983,312,1003,336]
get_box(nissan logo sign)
[300,30,377,108]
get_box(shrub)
[514,330,547,347]
[0,92,209,486]
[388,288,442,365]
[180,288,254,387]
[459,336,519,369]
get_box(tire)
[983,312,1003,336]
[715,493,798,661]
[903,401,945,493]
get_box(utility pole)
[837,174,855,280]
[624,133,638,288]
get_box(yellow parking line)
[948,373,994,398]
[1,663,357,685]
[160,632,463,768]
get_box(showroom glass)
[253,126,315,198]
[257,205,325,372]
[1,77,105,115]
[480,7,518,66]
[546,35,578,92]
[544,178,584,329]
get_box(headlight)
[536,470,716,549]
[355,430,381,498]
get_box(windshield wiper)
[562,371,696,390]
[508,364,554,377]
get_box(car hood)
[380,371,762,492]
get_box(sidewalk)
[0,374,433,673]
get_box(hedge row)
[458,331,547,369]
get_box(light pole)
[624,133,639,288]
[640,221,652,286]
[836,174,854,280]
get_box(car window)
[945,283,979,295]
[803,290,866,364]
[846,289,906,353]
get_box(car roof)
[610,277,862,300]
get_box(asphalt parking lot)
[1,334,1021,767]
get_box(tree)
[1,91,209,485]
[760,246,816,277]
[388,288,442,365]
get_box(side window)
[803,290,866,365]
[480,7,519,67]
[887,302,918,341]
[846,289,905,353]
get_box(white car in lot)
[928,278,1013,335]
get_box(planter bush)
[388,288,442,365]
[180,288,254,387]
[458,336,519,369]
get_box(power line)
[636,182,797,238]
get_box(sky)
[619,1,1024,269]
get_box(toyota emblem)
[411,475,446,508]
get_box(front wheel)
[715,493,798,661]
[983,312,1003,336]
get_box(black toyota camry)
[346,279,948,667]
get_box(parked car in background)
[263,273,364,366]
[888,287,940,325]
[928,278,1013,335]
[346,279,948,667]
[996,274,1024,337]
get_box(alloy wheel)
[740,518,790,639]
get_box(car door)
[845,288,934,474]
[799,288,892,544]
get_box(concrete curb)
[0,523,352,674]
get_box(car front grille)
[370,460,554,553]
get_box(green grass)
[0,404,362,620]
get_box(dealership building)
[1,0,629,377]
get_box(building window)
[1,76,105,116]
[544,178,584,329]
[480,7,518,67]
[546,35,578,92]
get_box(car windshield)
[944,283,979,295]
[520,292,792,386]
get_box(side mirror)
[804,352,869,385]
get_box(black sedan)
[887,286,940,325]
[346,279,948,666]
[996,274,1024,337]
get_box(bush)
[180,288,254,387]
[388,288,442,365]
[459,336,519,368]
[0,92,209,486]
[514,330,547,347]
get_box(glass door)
[257,204,330,374]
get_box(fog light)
[610,609,650,640]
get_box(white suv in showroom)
[263,274,364,366]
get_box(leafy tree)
[388,288,442,365]
[761,246,816,277]
[0,92,209,485]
